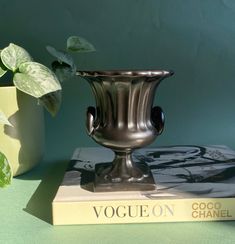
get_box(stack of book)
[52,145,235,225]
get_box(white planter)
[0,86,45,176]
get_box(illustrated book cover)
[52,145,235,225]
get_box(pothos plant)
[0,115,12,187]
[46,36,95,82]
[0,36,95,187]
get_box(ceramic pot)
[0,86,45,176]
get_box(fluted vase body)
[78,70,173,191]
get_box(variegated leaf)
[52,61,75,82]
[1,43,32,72]
[0,110,12,126]
[0,152,12,188]
[13,62,61,98]
[46,45,76,69]
[0,64,7,78]
[67,36,95,52]
[39,90,62,116]
[0,51,8,78]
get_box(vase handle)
[86,106,96,136]
[151,106,165,135]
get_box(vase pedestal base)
[93,162,156,192]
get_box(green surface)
[0,159,235,244]
[1,0,235,243]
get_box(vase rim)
[77,70,174,78]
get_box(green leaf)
[0,62,7,78]
[52,61,75,82]
[67,36,95,52]
[46,46,76,69]
[0,110,12,126]
[1,43,32,72]
[0,51,8,78]
[13,62,61,98]
[39,90,62,116]
[0,152,12,188]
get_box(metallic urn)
[77,70,174,192]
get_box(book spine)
[52,198,235,225]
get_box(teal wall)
[2,0,235,160]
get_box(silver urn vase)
[78,70,174,192]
